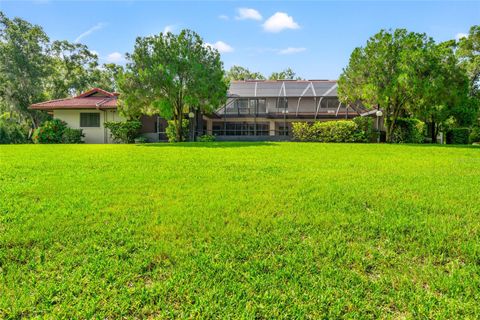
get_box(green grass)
[1,142,480,318]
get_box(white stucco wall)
[53,109,124,144]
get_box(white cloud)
[263,12,300,33]
[218,14,229,20]
[278,47,306,55]
[106,52,125,63]
[235,8,262,21]
[163,25,176,34]
[74,23,106,43]
[455,33,468,40]
[205,41,234,53]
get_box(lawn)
[1,142,479,318]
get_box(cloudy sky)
[1,1,478,79]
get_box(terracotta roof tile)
[30,88,118,110]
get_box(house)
[206,80,369,140]
[30,81,378,143]
[29,88,165,143]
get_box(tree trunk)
[176,111,183,142]
[430,118,436,144]
[385,117,395,143]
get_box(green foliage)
[118,29,228,142]
[104,120,141,143]
[226,65,265,81]
[0,114,28,144]
[338,28,472,143]
[166,119,189,142]
[61,127,84,144]
[268,67,302,80]
[292,120,367,142]
[456,25,480,99]
[0,11,50,126]
[469,126,480,143]
[2,143,480,318]
[353,116,377,142]
[446,127,471,144]
[197,134,216,142]
[391,118,426,143]
[32,119,67,144]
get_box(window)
[80,113,100,127]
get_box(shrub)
[62,128,84,143]
[447,128,470,144]
[469,126,480,144]
[198,134,216,142]
[166,119,189,142]
[104,120,141,143]
[392,118,425,143]
[292,122,315,142]
[353,116,377,142]
[292,120,367,143]
[32,119,67,144]
[0,116,28,144]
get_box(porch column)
[206,119,213,135]
[269,120,275,136]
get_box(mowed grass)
[1,142,480,318]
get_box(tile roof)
[30,88,118,110]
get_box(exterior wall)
[53,109,124,144]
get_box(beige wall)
[53,109,124,144]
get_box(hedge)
[392,118,425,144]
[104,120,141,143]
[292,120,368,143]
[447,128,470,145]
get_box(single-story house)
[30,80,383,143]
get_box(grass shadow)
[137,141,280,148]
[393,143,480,150]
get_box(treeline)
[225,66,302,81]
[339,28,480,143]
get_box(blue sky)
[1,1,479,79]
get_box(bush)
[392,118,425,144]
[447,128,470,144]
[198,134,216,142]
[353,116,377,142]
[292,120,367,143]
[166,119,189,142]
[62,128,84,143]
[469,126,480,144]
[0,116,28,144]
[292,122,315,142]
[104,120,141,143]
[32,119,67,144]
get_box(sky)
[1,0,479,80]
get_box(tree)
[338,29,441,142]
[226,65,265,81]
[269,67,301,80]
[407,40,474,141]
[46,40,101,99]
[92,63,124,93]
[118,29,228,141]
[456,25,480,99]
[0,11,50,127]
